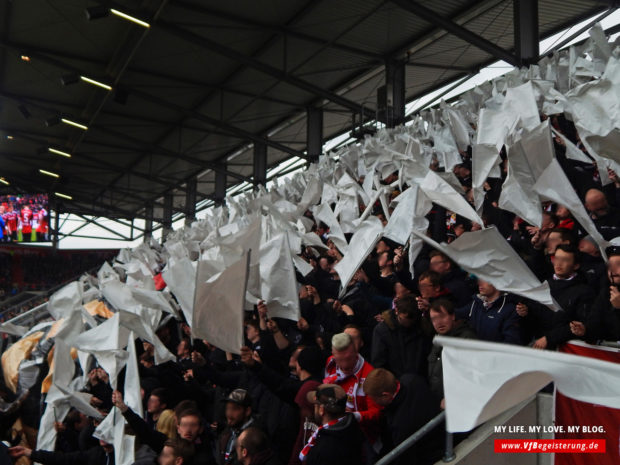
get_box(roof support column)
[253,142,267,187]
[307,107,323,164]
[514,0,539,66]
[52,208,60,250]
[144,204,153,243]
[185,178,197,226]
[383,59,406,128]
[162,194,173,241]
[214,169,227,206]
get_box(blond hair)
[331,333,353,351]
[156,409,177,439]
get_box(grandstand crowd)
[0,113,620,465]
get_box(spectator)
[235,427,281,465]
[218,389,259,465]
[364,368,442,465]
[158,438,195,465]
[428,251,473,306]
[371,294,432,378]
[585,188,620,240]
[456,279,520,344]
[323,333,381,451]
[427,299,477,405]
[301,384,363,465]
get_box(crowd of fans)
[1,113,620,465]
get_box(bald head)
[585,189,609,218]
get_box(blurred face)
[158,446,179,465]
[394,282,411,300]
[177,414,202,441]
[376,240,389,254]
[556,206,570,219]
[245,324,259,342]
[585,192,609,217]
[553,249,578,279]
[429,255,450,275]
[478,280,497,297]
[344,327,363,351]
[546,232,567,255]
[430,307,455,335]
[147,395,164,414]
[377,252,390,269]
[332,343,358,375]
[578,239,599,257]
[319,258,331,272]
[607,256,620,285]
[418,278,440,299]
[226,403,250,428]
[177,340,190,358]
[541,213,556,231]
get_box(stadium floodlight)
[61,118,88,130]
[110,9,150,28]
[39,169,60,178]
[54,192,72,200]
[80,76,112,91]
[48,147,72,158]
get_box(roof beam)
[389,0,519,66]
[155,19,377,119]
[169,0,385,61]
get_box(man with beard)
[300,384,363,465]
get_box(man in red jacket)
[323,332,382,456]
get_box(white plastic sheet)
[334,216,383,295]
[412,227,556,308]
[259,234,300,321]
[438,336,620,432]
[192,252,250,354]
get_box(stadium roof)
[0,0,615,230]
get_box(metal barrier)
[375,411,449,465]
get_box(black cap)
[297,346,325,378]
[222,389,252,407]
[605,245,620,258]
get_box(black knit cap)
[297,346,325,378]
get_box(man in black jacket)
[531,245,594,350]
[427,299,477,407]
[300,384,363,465]
[364,368,442,465]
[371,294,433,377]
[580,246,620,341]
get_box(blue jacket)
[456,294,521,344]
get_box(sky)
[48,9,620,250]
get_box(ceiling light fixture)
[0,178,9,186]
[20,55,30,62]
[110,8,150,28]
[80,76,112,91]
[54,192,72,200]
[48,147,72,158]
[61,118,88,130]
[39,169,59,178]
[6,135,14,140]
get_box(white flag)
[192,252,250,354]
[438,336,620,432]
